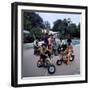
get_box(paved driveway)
[22,45,80,77]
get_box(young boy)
[39,44,51,64]
[66,45,72,64]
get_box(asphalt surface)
[22,45,80,77]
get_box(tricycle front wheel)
[48,65,56,74]
[56,60,62,65]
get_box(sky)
[36,12,81,28]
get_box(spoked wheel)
[37,60,43,68]
[48,65,56,74]
[56,60,62,65]
[70,55,74,61]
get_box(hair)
[60,37,63,40]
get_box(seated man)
[33,40,40,55]
[67,33,72,46]
[58,44,67,61]
[58,37,66,53]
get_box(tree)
[52,18,80,39]
[30,27,43,40]
[52,18,71,38]
[68,23,77,37]
[23,11,44,31]
[76,23,80,38]
[67,22,80,38]
[53,19,61,31]
[43,21,51,30]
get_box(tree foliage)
[43,21,51,30]
[52,18,80,38]
[30,27,43,40]
[23,11,44,31]
[23,12,80,43]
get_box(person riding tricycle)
[37,43,56,74]
[56,37,74,65]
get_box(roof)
[23,30,30,34]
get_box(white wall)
[0,0,89,89]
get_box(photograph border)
[11,2,88,87]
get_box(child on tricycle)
[57,38,74,65]
[37,43,56,74]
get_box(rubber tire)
[56,60,62,65]
[48,65,56,74]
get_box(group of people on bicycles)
[33,33,73,65]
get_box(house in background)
[42,29,59,38]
